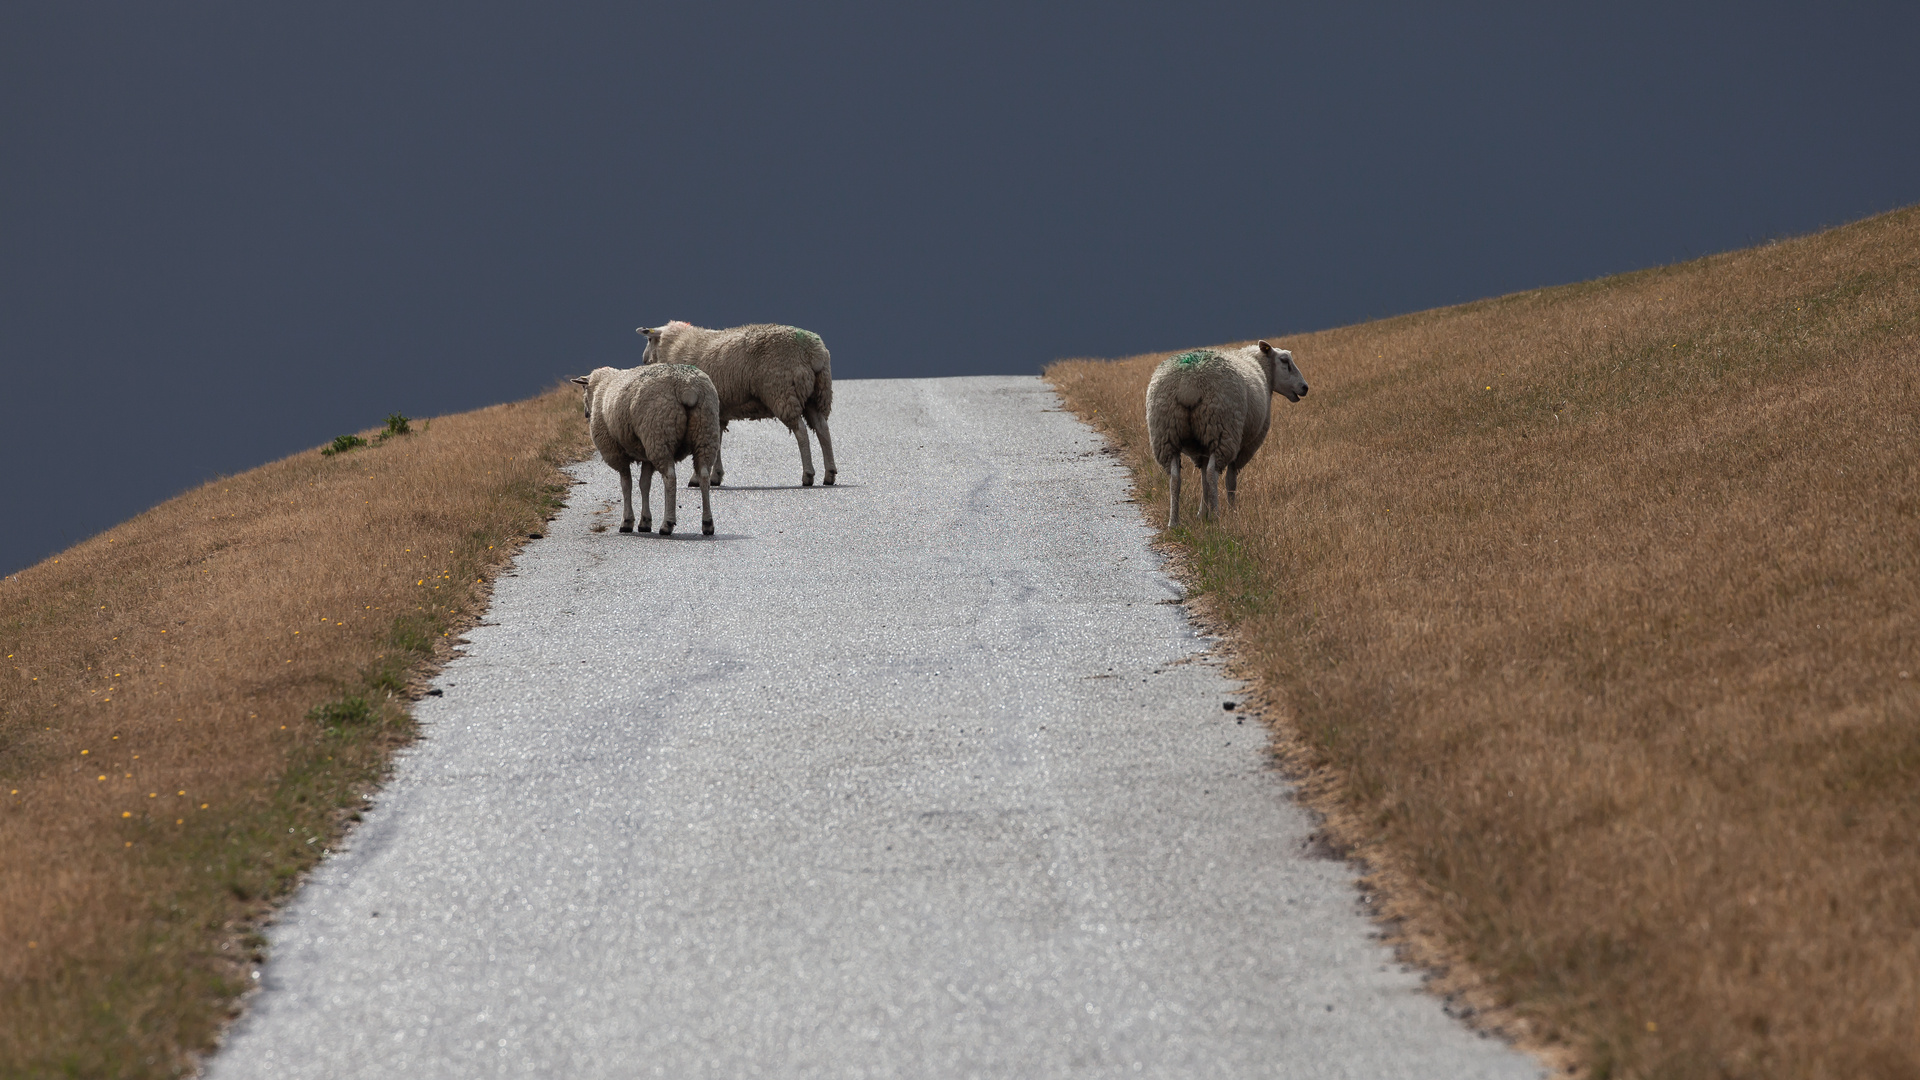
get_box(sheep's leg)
[697,462,714,535]
[660,461,678,535]
[1224,464,1240,509]
[691,438,726,487]
[1165,455,1182,529]
[790,418,817,487]
[637,462,654,533]
[806,406,837,485]
[1201,454,1222,522]
[616,462,635,532]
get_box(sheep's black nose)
[1299,385,1309,397]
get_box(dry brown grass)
[0,387,587,1078]
[1047,206,1920,1080]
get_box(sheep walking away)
[637,321,836,487]
[573,363,722,536]
[1144,341,1307,528]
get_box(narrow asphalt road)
[209,377,1541,1079]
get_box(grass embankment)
[0,386,586,1078]
[1048,206,1919,1080]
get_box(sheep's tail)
[1173,381,1204,408]
[678,384,701,409]
[789,328,830,374]
[798,339,830,377]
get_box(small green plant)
[323,413,413,455]
[307,696,374,728]
[370,413,412,446]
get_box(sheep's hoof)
[638,520,651,533]
[659,523,674,536]
[823,474,836,486]
[802,475,815,487]
[703,521,714,536]
[618,524,632,533]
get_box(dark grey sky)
[4,3,1916,577]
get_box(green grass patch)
[1168,519,1269,621]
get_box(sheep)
[572,363,722,536]
[1144,340,1308,528]
[636,321,836,488]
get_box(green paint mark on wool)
[790,327,819,347]
[1172,349,1218,367]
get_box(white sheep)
[572,363,722,536]
[636,321,837,487]
[1144,341,1308,528]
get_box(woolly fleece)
[638,322,837,487]
[1144,341,1307,527]
[575,363,722,535]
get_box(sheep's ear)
[1257,340,1276,355]
[571,375,589,386]
[635,326,651,336]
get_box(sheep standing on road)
[1144,341,1308,528]
[573,363,722,536]
[637,321,836,488]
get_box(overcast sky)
[3,3,1917,576]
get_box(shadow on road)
[697,482,862,492]
[594,530,755,542]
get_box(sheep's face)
[1259,341,1308,403]
[571,374,592,418]
[636,325,663,364]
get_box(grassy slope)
[1047,206,1919,1080]
[0,387,586,1078]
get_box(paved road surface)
[209,377,1540,1079]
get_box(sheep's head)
[574,368,618,418]
[1259,341,1308,402]
[635,325,663,364]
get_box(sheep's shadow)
[621,530,752,542]
[700,482,862,492]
